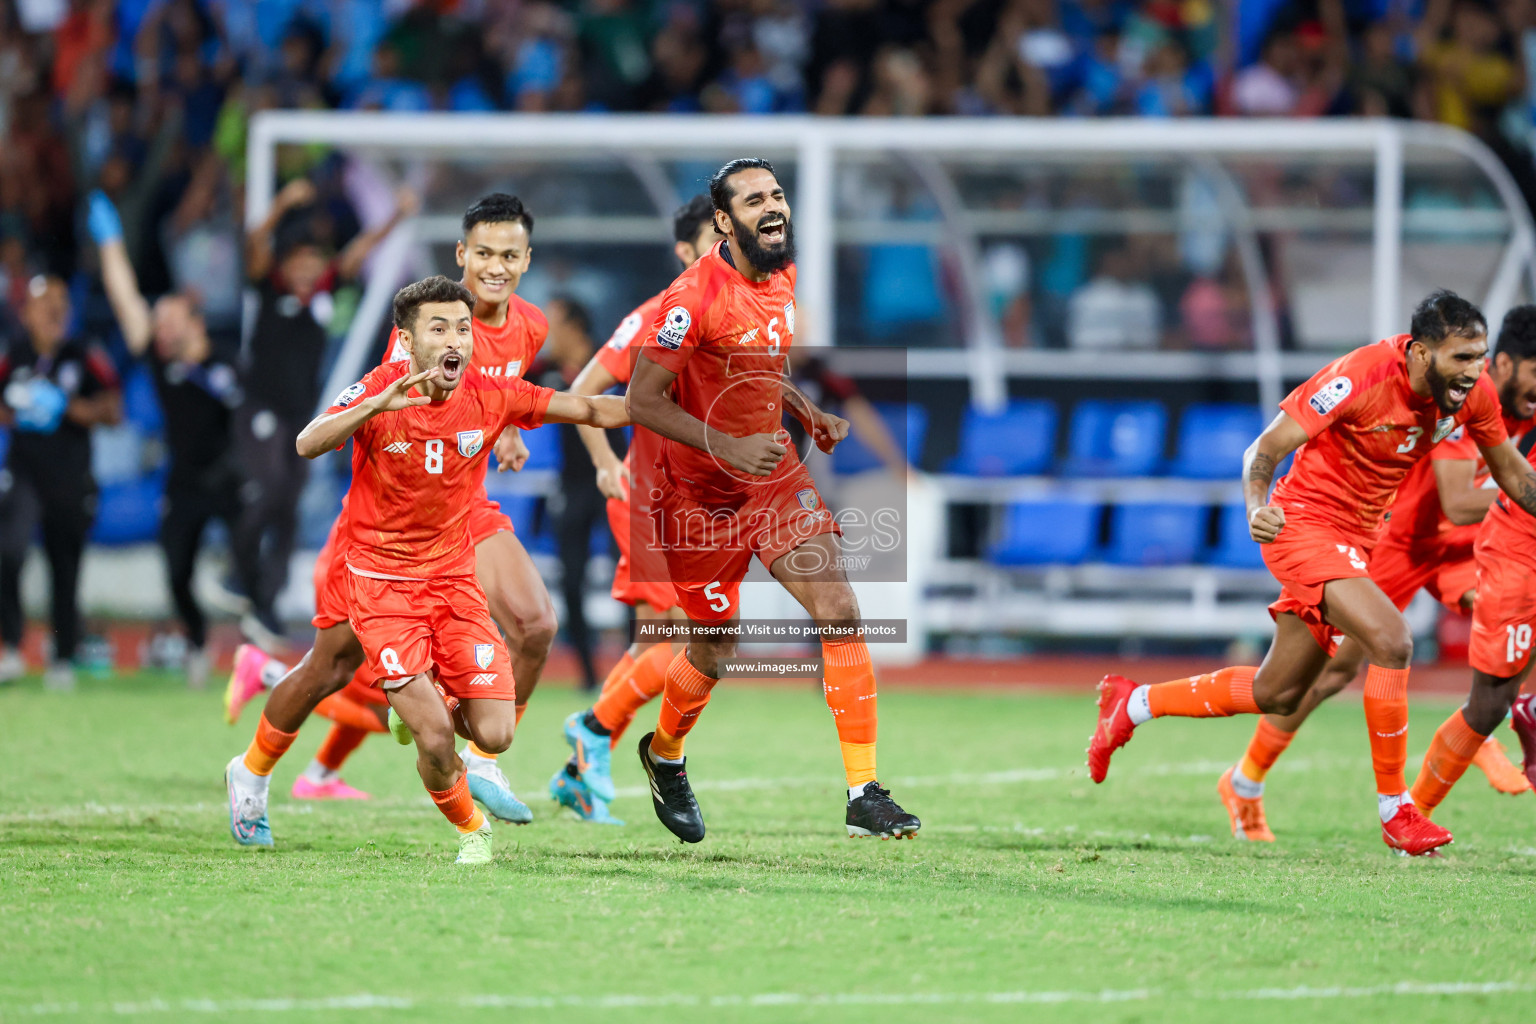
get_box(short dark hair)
[392,275,473,333]
[462,192,534,238]
[550,293,591,337]
[1495,304,1536,363]
[673,194,716,243]
[708,158,777,213]
[1409,289,1487,346]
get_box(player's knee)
[809,586,861,627]
[473,719,515,754]
[1366,627,1413,669]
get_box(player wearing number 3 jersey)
[624,158,920,844]
[224,277,628,863]
[1086,290,1536,857]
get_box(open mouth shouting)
[1446,379,1473,407]
[757,216,787,248]
[440,350,465,384]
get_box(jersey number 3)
[1396,427,1423,454]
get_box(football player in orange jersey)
[547,195,716,823]
[224,277,627,857]
[224,195,559,819]
[624,159,920,843]
[1214,305,1536,842]
[1087,291,1536,856]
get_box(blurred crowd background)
[1,0,1533,684]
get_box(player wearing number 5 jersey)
[625,158,920,844]
[224,277,627,862]
[1087,291,1536,857]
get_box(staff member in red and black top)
[231,178,414,650]
[0,275,122,690]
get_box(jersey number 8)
[425,439,443,474]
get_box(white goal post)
[248,113,1536,419]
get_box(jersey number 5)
[703,581,731,614]
[766,317,782,357]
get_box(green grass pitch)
[2,672,1534,1023]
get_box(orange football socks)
[1409,708,1487,815]
[315,724,369,772]
[243,713,298,776]
[650,650,717,761]
[1239,717,1296,783]
[823,639,878,787]
[429,774,485,833]
[593,643,671,744]
[466,741,497,760]
[1362,665,1411,795]
[514,703,527,729]
[1147,667,1259,718]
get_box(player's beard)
[731,212,795,274]
[1498,373,1536,421]
[1424,358,1471,414]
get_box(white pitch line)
[0,754,1358,825]
[7,980,1531,1017]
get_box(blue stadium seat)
[945,400,1057,477]
[1061,400,1167,477]
[1168,404,1265,480]
[988,499,1101,566]
[833,402,929,475]
[1208,502,1266,569]
[1104,502,1206,566]
[91,472,165,546]
[122,365,164,434]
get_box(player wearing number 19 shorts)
[1407,441,1536,817]
[625,158,920,844]
[1214,305,1536,841]
[1087,291,1536,857]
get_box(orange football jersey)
[332,361,553,579]
[1273,335,1507,539]
[640,242,799,503]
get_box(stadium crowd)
[3,0,1536,686]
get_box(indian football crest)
[1432,417,1457,444]
[474,643,494,670]
[796,488,819,512]
[457,430,484,458]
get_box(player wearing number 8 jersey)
[223,277,627,862]
[1087,291,1536,857]
[625,158,919,844]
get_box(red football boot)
[1087,674,1139,784]
[1381,801,1453,857]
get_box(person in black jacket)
[92,191,240,689]
[0,275,122,690]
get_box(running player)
[224,277,627,859]
[1215,305,1536,841]
[625,158,920,843]
[550,194,716,823]
[1086,291,1536,856]
[1410,425,1536,816]
[223,194,553,821]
